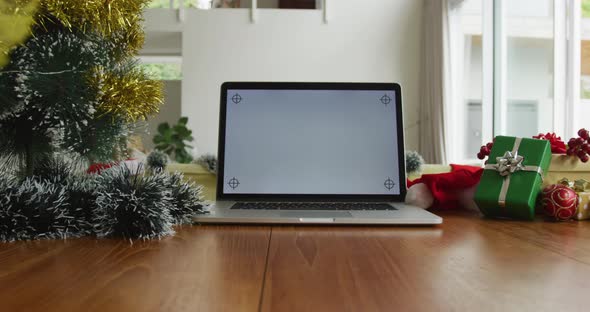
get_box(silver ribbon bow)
[495,151,525,176]
[484,137,544,207]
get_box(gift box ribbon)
[558,178,590,192]
[484,137,544,207]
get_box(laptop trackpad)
[279,211,353,218]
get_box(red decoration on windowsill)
[87,162,116,174]
[87,159,141,174]
[477,132,568,161]
[566,129,590,163]
[533,132,567,154]
[407,164,484,210]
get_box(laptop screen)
[220,83,404,198]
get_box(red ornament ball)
[541,184,578,221]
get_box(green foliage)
[584,0,590,18]
[139,62,182,80]
[147,0,199,8]
[31,156,75,184]
[582,76,590,99]
[0,29,135,172]
[1,1,164,176]
[153,117,194,163]
[66,115,130,163]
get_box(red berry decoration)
[477,140,494,160]
[541,184,578,221]
[565,128,590,162]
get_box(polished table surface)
[2,210,590,312]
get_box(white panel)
[181,0,423,155]
[494,0,508,135]
[141,31,182,56]
[553,0,566,136]
[482,0,493,145]
[144,9,184,32]
[507,0,552,18]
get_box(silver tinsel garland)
[146,150,169,172]
[0,177,82,241]
[165,172,205,225]
[196,154,217,174]
[0,159,207,242]
[93,165,175,240]
[405,151,425,176]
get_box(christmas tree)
[1,0,162,174]
[0,0,206,241]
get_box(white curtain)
[418,0,464,164]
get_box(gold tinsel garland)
[92,67,163,123]
[0,0,38,68]
[39,0,150,56]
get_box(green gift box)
[475,136,552,220]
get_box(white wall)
[181,0,423,155]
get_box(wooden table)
[2,210,590,312]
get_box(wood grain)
[0,225,271,312]
[261,211,590,312]
[3,211,590,311]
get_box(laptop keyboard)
[230,202,397,211]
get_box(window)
[447,0,584,163]
[140,63,182,80]
[138,57,182,81]
[499,0,555,138]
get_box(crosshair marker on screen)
[228,177,240,189]
[232,94,242,104]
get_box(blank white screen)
[223,89,401,195]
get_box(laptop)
[194,82,442,225]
